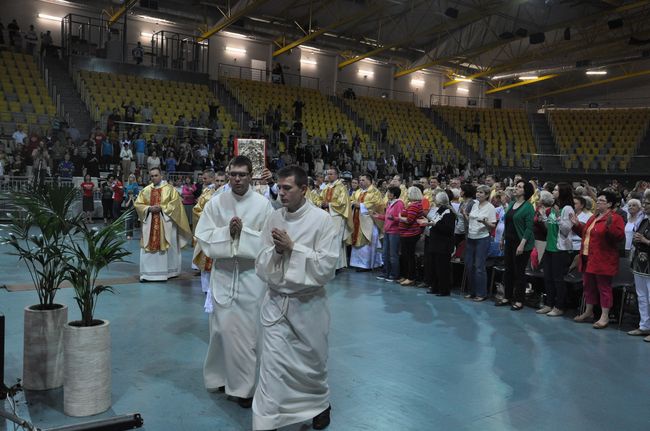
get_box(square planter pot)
[23,304,67,390]
[63,319,111,417]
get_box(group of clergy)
[133,159,338,430]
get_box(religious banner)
[234,138,266,179]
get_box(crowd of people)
[124,157,650,431]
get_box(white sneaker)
[536,306,552,314]
[546,307,564,317]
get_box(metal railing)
[429,93,527,110]
[336,81,415,103]
[61,14,209,74]
[217,63,320,90]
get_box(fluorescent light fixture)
[140,32,153,38]
[302,45,321,53]
[411,78,425,86]
[519,75,539,80]
[300,59,317,65]
[225,46,246,54]
[222,31,249,40]
[38,13,63,22]
[586,70,607,75]
[136,14,175,25]
[456,78,472,82]
[358,69,374,76]
[248,16,271,23]
[457,87,469,93]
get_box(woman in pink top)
[181,176,197,227]
[371,186,405,282]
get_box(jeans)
[542,250,571,309]
[464,236,491,297]
[383,233,400,280]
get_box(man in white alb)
[135,167,192,281]
[194,156,273,408]
[253,166,339,431]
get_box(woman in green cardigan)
[496,180,536,310]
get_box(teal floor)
[2,237,650,430]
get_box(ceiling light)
[222,31,249,40]
[300,59,317,65]
[248,16,271,23]
[586,70,607,75]
[38,13,63,22]
[358,69,374,76]
[456,78,472,82]
[226,46,246,54]
[140,32,153,38]
[136,14,175,25]
[519,75,539,80]
[411,79,425,86]
[457,87,469,93]
[302,45,321,53]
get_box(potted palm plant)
[1,184,82,390]
[62,211,131,417]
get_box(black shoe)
[237,397,253,409]
[313,405,331,430]
[436,292,450,297]
[426,289,438,295]
[355,268,371,272]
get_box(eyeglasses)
[229,171,250,178]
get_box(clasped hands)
[149,205,162,214]
[230,217,243,239]
[272,228,294,254]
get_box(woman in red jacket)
[571,190,625,329]
[397,186,425,286]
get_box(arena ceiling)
[85,0,650,96]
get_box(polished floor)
[2,236,650,431]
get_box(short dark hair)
[388,186,401,198]
[361,173,374,183]
[278,166,308,188]
[149,167,161,175]
[574,196,586,208]
[461,183,476,199]
[414,183,424,193]
[215,170,226,177]
[599,189,619,208]
[229,155,253,174]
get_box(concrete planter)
[63,320,111,417]
[23,304,67,390]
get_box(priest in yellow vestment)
[320,168,350,270]
[348,174,384,270]
[135,167,192,281]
